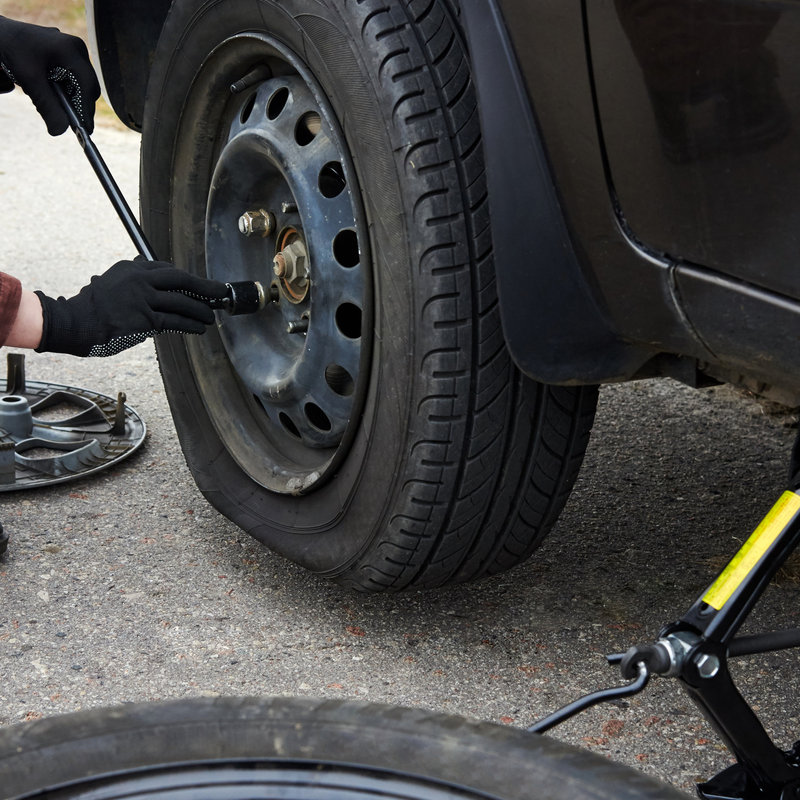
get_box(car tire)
[0,696,684,800]
[140,0,598,591]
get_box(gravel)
[2,87,800,796]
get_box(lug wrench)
[52,80,265,315]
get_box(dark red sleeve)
[0,272,23,346]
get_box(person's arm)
[1,261,228,356]
[0,270,23,347]
[4,289,42,349]
[35,260,229,357]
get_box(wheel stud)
[287,318,309,334]
[238,209,275,237]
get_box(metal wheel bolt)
[281,201,298,213]
[695,653,720,679]
[287,318,309,334]
[273,253,287,278]
[238,209,275,237]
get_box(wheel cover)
[186,35,371,494]
[0,354,145,491]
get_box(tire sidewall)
[142,0,420,576]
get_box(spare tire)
[140,0,598,591]
[0,696,684,800]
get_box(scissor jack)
[530,490,800,800]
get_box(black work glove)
[0,16,100,134]
[35,260,229,357]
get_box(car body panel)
[87,0,170,130]
[468,0,712,378]
[590,1,800,300]
[460,0,654,384]
[484,0,800,390]
[88,0,800,392]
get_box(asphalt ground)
[2,87,800,795]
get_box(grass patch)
[0,0,86,37]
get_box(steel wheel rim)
[34,762,483,799]
[185,34,371,494]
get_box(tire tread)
[343,0,597,590]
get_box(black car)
[87,0,800,592]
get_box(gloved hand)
[0,15,101,134]
[35,260,229,357]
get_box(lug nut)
[238,209,275,238]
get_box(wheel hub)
[273,229,309,303]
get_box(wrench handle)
[53,80,264,316]
[52,80,157,261]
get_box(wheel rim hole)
[295,111,322,146]
[305,402,332,432]
[335,303,362,339]
[333,229,359,268]
[325,364,355,397]
[318,161,346,198]
[240,92,257,123]
[279,412,301,439]
[267,87,289,120]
